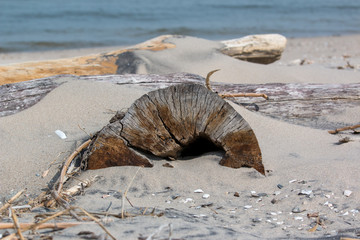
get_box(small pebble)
[294,216,303,221]
[277,221,284,225]
[344,190,352,197]
[202,194,210,199]
[325,194,331,198]
[171,194,180,200]
[271,198,278,204]
[35,173,40,177]
[292,207,302,213]
[289,179,297,183]
[244,205,252,209]
[274,191,281,196]
[252,218,262,223]
[234,192,240,197]
[277,184,284,189]
[269,212,277,216]
[194,189,204,193]
[299,189,312,195]
[343,211,349,216]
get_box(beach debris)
[291,207,305,213]
[337,136,352,144]
[299,189,313,196]
[180,198,194,204]
[202,194,210,199]
[328,124,360,134]
[344,190,352,197]
[220,34,287,64]
[162,163,174,168]
[55,130,67,139]
[0,189,26,215]
[194,189,204,193]
[83,83,264,174]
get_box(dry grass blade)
[121,167,142,219]
[57,139,91,193]
[328,124,360,134]
[0,189,26,214]
[205,69,220,91]
[10,208,25,240]
[77,207,116,240]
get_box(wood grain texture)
[84,83,265,174]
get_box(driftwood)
[0,34,286,85]
[220,34,287,64]
[83,83,265,175]
[1,73,359,130]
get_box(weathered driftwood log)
[220,34,287,64]
[1,73,359,130]
[83,83,265,175]
[0,34,286,85]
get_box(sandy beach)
[0,34,359,239]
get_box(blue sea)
[1,0,359,53]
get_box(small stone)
[344,190,352,197]
[274,191,281,196]
[244,205,252,209]
[316,226,322,231]
[162,163,174,168]
[202,194,210,199]
[294,216,303,221]
[234,192,240,197]
[171,194,180,200]
[292,207,302,213]
[343,211,349,216]
[194,189,204,193]
[289,179,297,183]
[252,218,262,223]
[35,173,40,177]
[271,198,278,204]
[299,189,312,195]
[277,184,284,189]
[277,221,284,225]
[269,212,277,216]
[325,194,331,198]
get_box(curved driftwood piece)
[220,34,287,64]
[84,83,265,174]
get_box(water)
[1,0,359,52]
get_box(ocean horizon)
[1,0,360,53]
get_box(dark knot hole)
[180,136,224,158]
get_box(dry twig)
[0,189,26,215]
[328,124,360,134]
[10,208,25,240]
[205,69,220,91]
[77,207,116,240]
[57,139,91,193]
[0,222,86,230]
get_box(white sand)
[0,35,359,239]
